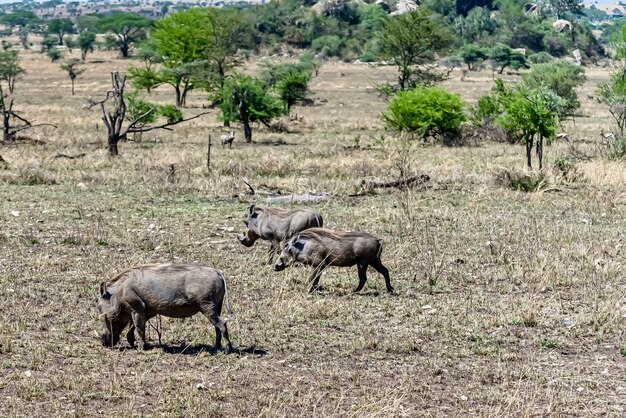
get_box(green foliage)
[76,14,101,33]
[489,44,527,74]
[77,31,96,61]
[275,71,311,111]
[382,86,466,140]
[102,35,118,51]
[520,62,586,118]
[0,11,40,28]
[459,43,490,70]
[126,93,158,126]
[357,3,388,31]
[97,12,151,58]
[597,70,626,136]
[455,7,496,43]
[0,50,24,92]
[528,51,553,64]
[218,73,285,142]
[41,35,57,52]
[378,9,454,90]
[546,0,583,20]
[47,48,62,62]
[494,86,564,143]
[152,9,212,67]
[47,18,73,44]
[159,105,183,123]
[311,35,343,57]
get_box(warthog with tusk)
[237,205,323,264]
[274,228,393,293]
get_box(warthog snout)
[100,332,117,347]
[273,259,287,271]
[237,231,255,247]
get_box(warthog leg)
[200,303,233,354]
[355,264,368,292]
[126,325,136,348]
[308,263,327,292]
[267,242,278,265]
[370,259,393,293]
[130,310,148,350]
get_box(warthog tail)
[376,239,383,260]
[221,272,232,315]
[315,213,324,228]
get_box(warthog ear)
[248,204,256,214]
[99,282,110,298]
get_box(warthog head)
[274,237,301,271]
[237,205,261,247]
[97,283,130,348]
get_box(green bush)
[521,62,586,118]
[311,35,342,57]
[382,86,466,140]
[528,52,552,64]
[359,51,377,62]
[47,48,62,62]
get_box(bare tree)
[87,71,210,156]
[0,84,56,142]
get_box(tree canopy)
[97,12,151,58]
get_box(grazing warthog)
[237,205,323,263]
[274,227,393,293]
[97,263,233,353]
[220,131,235,149]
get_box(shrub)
[359,51,377,62]
[311,35,342,57]
[494,168,547,192]
[47,48,62,62]
[545,37,567,57]
[382,86,466,141]
[521,62,586,118]
[528,51,552,64]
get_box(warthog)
[237,205,323,263]
[97,263,233,353]
[274,227,393,293]
[220,131,235,149]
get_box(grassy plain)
[1,46,626,416]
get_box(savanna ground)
[1,42,626,417]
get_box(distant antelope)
[600,128,616,144]
[220,131,235,149]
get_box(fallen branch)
[241,177,280,196]
[365,174,431,189]
[54,152,86,160]
[265,193,331,204]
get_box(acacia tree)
[378,8,454,90]
[87,72,209,156]
[129,9,212,106]
[597,69,626,136]
[77,31,96,61]
[219,74,284,142]
[97,12,150,58]
[60,59,84,95]
[0,50,25,94]
[47,18,74,45]
[204,8,249,92]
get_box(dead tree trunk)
[88,71,210,157]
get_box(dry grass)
[1,48,626,417]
